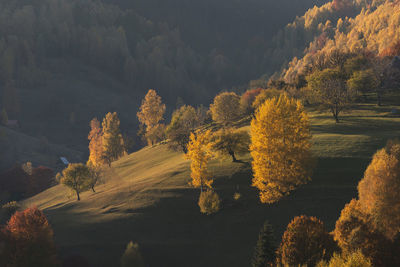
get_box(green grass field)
[22,103,400,267]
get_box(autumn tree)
[333,199,391,266]
[307,68,356,122]
[250,94,313,204]
[251,220,276,267]
[166,105,201,153]
[0,207,59,267]
[121,241,145,267]
[211,128,250,162]
[102,112,125,166]
[60,163,90,201]
[317,251,372,267]
[347,69,379,100]
[87,118,104,167]
[252,88,282,111]
[87,164,102,193]
[240,88,263,116]
[137,89,166,145]
[278,215,337,267]
[186,130,213,191]
[209,92,241,125]
[357,140,400,239]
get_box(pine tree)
[102,112,125,166]
[252,220,276,267]
[250,94,313,204]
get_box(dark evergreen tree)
[252,220,276,267]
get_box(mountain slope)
[22,104,400,267]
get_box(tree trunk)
[76,190,80,201]
[91,186,96,193]
[377,91,382,106]
[229,150,237,162]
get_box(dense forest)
[0,0,327,151]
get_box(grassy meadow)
[22,103,400,267]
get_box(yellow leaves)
[87,118,104,167]
[357,140,400,238]
[186,130,214,189]
[250,94,313,204]
[137,89,166,129]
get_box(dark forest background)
[0,0,328,154]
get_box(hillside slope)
[23,105,400,267]
[0,125,83,172]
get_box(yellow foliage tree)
[101,112,125,166]
[250,94,313,204]
[186,130,213,190]
[87,118,104,167]
[137,89,166,145]
[358,140,400,239]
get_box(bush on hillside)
[121,241,145,267]
[198,190,221,215]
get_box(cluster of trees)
[251,139,400,267]
[59,112,127,201]
[0,163,54,202]
[270,0,400,122]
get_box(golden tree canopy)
[137,89,166,130]
[186,130,213,189]
[250,94,313,204]
[358,140,400,239]
[87,118,104,167]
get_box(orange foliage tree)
[87,118,104,167]
[333,199,392,267]
[357,140,400,239]
[0,207,59,266]
[277,215,337,266]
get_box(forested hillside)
[0,0,326,151]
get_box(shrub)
[198,190,221,215]
[121,241,145,267]
[233,192,241,201]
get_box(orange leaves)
[278,215,336,266]
[1,207,59,266]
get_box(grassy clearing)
[22,104,400,267]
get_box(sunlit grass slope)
[23,104,400,267]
